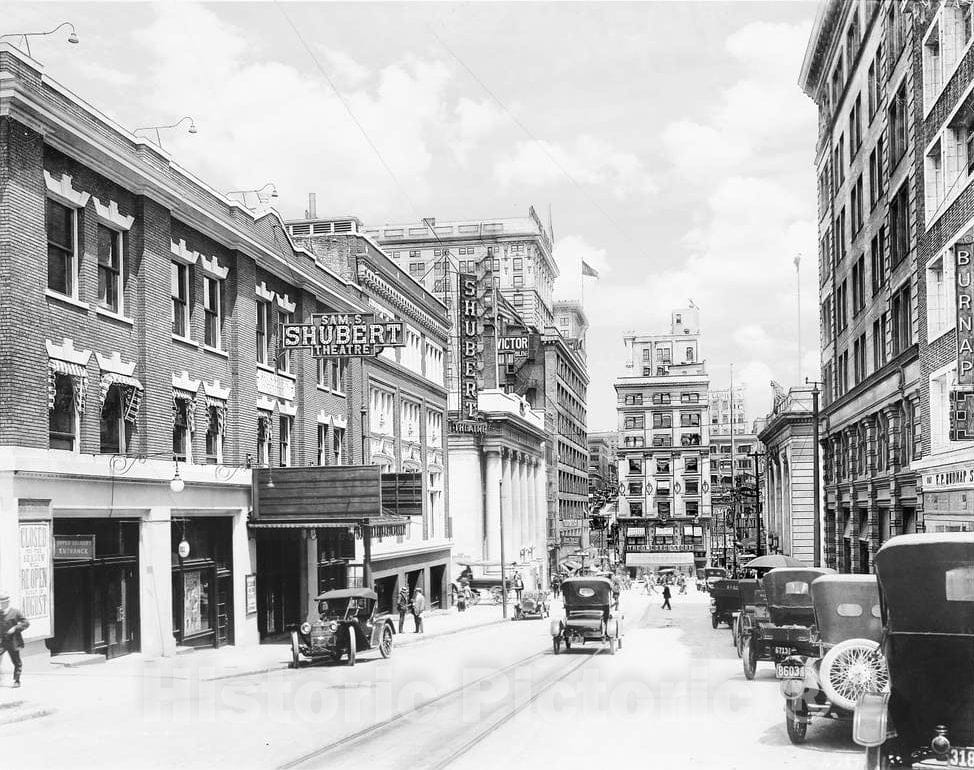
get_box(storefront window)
[183,570,212,636]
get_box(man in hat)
[411,588,425,633]
[0,591,29,687]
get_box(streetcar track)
[278,648,549,769]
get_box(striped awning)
[48,358,89,413]
[100,372,144,423]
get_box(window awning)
[843,518,854,539]
[100,372,144,423]
[625,552,697,567]
[48,358,89,413]
[248,514,409,539]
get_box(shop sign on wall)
[54,534,96,560]
[282,314,405,357]
[19,521,52,637]
[245,574,258,615]
[957,243,974,384]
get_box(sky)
[0,0,822,431]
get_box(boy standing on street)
[0,591,29,687]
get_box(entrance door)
[103,564,138,659]
[429,565,445,609]
[52,566,89,654]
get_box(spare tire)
[819,638,889,712]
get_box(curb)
[0,704,54,727]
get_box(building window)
[627,458,642,475]
[685,501,699,518]
[889,82,908,168]
[853,333,867,384]
[624,394,643,406]
[333,427,345,465]
[852,255,866,314]
[653,393,672,405]
[624,415,645,430]
[652,412,672,429]
[892,284,912,355]
[97,225,123,313]
[927,251,956,341]
[872,315,888,371]
[513,258,523,271]
[47,199,77,298]
[685,456,699,474]
[849,93,862,155]
[257,413,271,466]
[890,182,910,268]
[278,311,293,373]
[317,424,329,465]
[685,480,699,496]
[656,458,671,475]
[172,398,190,462]
[679,393,698,404]
[680,413,701,427]
[513,293,524,307]
[171,262,190,338]
[279,416,292,467]
[205,406,222,464]
[657,501,671,518]
[49,374,77,451]
[870,229,886,295]
[203,276,223,348]
[100,385,131,454]
[256,301,270,365]
[851,175,863,234]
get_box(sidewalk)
[0,601,508,726]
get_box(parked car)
[742,567,834,680]
[852,533,974,769]
[550,577,623,655]
[778,573,888,745]
[734,578,769,658]
[290,588,395,667]
[514,590,550,620]
[709,578,741,629]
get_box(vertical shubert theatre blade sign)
[459,273,482,421]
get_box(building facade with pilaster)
[801,0,923,572]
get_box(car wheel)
[290,631,301,669]
[378,624,393,659]
[863,746,893,770]
[346,627,356,667]
[820,638,889,712]
[743,637,757,680]
[711,613,719,629]
[552,637,561,655]
[785,702,808,745]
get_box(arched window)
[49,374,76,450]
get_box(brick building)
[911,2,974,536]
[0,43,444,660]
[801,0,923,572]
[614,308,712,576]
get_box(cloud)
[494,135,657,200]
[451,97,506,165]
[124,3,501,221]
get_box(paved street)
[0,588,864,769]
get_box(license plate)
[950,747,974,768]
[775,663,805,679]
[773,646,793,656]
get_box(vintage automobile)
[709,578,741,629]
[742,567,834,680]
[550,577,623,655]
[734,578,769,658]
[514,589,550,620]
[705,566,730,593]
[852,533,974,769]
[778,573,888,745]
[290,588,395,667]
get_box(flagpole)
[794,255,802,383]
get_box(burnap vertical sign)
[957,244,974,384]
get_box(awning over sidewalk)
[625,552,697,568]
[248,515,408,538]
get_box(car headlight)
[300,622,311,635]
[329,621,339,632]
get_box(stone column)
[141,508,176,658]
[485,449,502,561]
[536,456,549,574]
[501,449,514,562]
[519,456,530,549]
[511,452,523,553]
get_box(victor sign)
[282,314,405,357]
[957,244,974,384]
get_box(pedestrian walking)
[396,586,410,633]
[456,583,467,613]
[0,590,29,688]
[661,584,672,611]
[513,572,524,603]
[411,588,426,633]
[610,574,622,610]
[551,574,561,598]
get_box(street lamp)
[133,116,198,148]
[109,452,186,493]
[0,22,79,57]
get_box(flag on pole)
[581,260,600,278]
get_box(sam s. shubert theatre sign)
[282,313,405,357]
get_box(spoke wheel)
[346,626,357,667]
[743,637,757,680]
[290,631,301,669]
[378,625,393,658]
[820,638,889,712]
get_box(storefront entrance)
[171,517,234,649]
[50,519,140,658]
